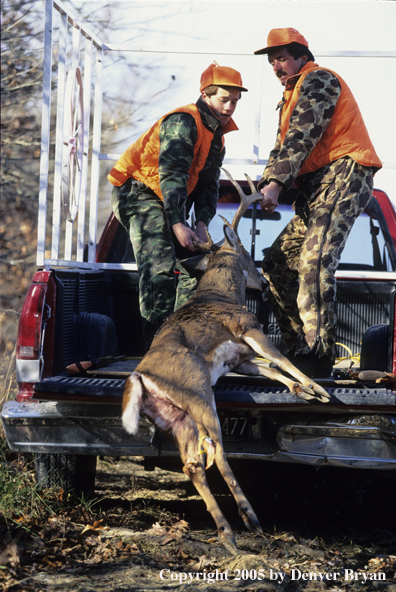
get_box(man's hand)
[194,221,209,243]
[258,181,282,213]
[172,222,205,252]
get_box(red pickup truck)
[1,182,396,494]
[1,1,396,495]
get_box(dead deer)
[122,169,330,555]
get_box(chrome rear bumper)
[2,400,396,470]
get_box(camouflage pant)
[111,178,198,349]
[261,157,374,359]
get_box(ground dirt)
[1,452,396,592]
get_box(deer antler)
[222,168,262,234]
[192,227,221,252]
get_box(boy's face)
[202,87,240,125]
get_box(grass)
[0,436,48,522]
[0,309,19,409]
[0,310,41,524]
[0,308,102,527]
[0,433,102,529]
[0,311,49,522]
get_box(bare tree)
[0,1,177,308]
[0,1,44,309]
[0,0,45,394]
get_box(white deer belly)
[209,339,252,385]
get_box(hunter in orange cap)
[253,28,382,379]
[108,62,246,349]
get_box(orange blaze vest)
[279,63,382,175]
[107,104,237,200]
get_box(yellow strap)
[335,342,360,365]
[198,435,213,455]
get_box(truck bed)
[33,357,395,410]
[41,268,396,378]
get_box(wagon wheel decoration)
[61,67,85,222]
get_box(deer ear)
[178,253,210,274]
[224,224,239,248]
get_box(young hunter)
[108,63,248,350]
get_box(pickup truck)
[1,0,396,495]
[2,182,396,494]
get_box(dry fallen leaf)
[80,519,109,537]
[41,555,58,568]
[146,519,190,544]
[189,555,218,571]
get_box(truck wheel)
[35,454,97,496]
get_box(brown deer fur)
[122,171,329,554]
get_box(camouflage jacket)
[158,97,226,227]
[258,68,341,192]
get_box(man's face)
[268,48,307,86]
[202,87,240,125]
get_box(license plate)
[218,409,251,441]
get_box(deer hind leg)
[174,417,239,555]
[198,408,263,537]
[214,447,263,536]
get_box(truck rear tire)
[35,454,97,496]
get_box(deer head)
[186,169,264,292]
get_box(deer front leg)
[242,328,330,403]
[235,360,322,402]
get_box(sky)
[77,0,396,202]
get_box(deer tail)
[122,371,144,435]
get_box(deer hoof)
[219,527,239,555]
[311,383,331,402]
[239,507,263,536]
[302,382,330,403]
[293,382,330,403]
[293,383,317,400]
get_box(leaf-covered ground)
[1,454,396,592]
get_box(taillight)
[17,284,46,360]
[16,282,47,401]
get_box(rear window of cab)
[206,184,395,272]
